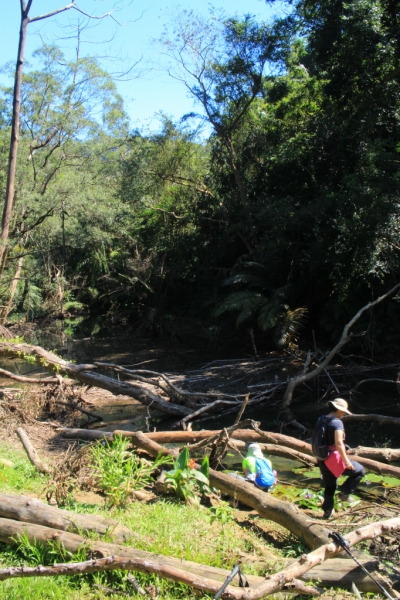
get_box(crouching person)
[242,443,277,491]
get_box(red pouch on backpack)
[324,450,347,477]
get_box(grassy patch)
[0,444,276,599]
[0,539,214,600]
[0,442,49,494]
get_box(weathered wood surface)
[0,342,191,417]
[0,367,62,384]
[0,494,135,544]
[16,427,52,474]
[0,517,398,597]
[0,517,263,590]
[225,440,316,466]
[58,426,400,478]
[344,413,400,427]
[244,517,400,599]
[0,554,389,595]
[348,446,400,463]
[58,426,311,448]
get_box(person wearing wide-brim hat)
[315,398,365,519]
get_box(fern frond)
[221,274,267,288]
[214,291,263,318]
[232,260,269,274]
[257,301,285,330]
[275,307,308,348]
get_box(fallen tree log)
[0,517,397,596]
[0,516,258,596]
[344,413,400,427]
[0,342,191,418]
[0,494,135,544]
[121,430,331,549]
[226,440,315,466]
[58,426,400,479]
[348,446,400,463]
[244,517,400,599]
[56,426,317,450]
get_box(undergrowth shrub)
[89,434,172,507]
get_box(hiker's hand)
[345,461,354,470]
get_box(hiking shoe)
[338,492,350,502]
[322,509,334,519]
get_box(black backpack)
[311,415,334,460]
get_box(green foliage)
[1,1,400,350]
[282,538,309,558]
[165,449,210,503]
[364,473,400,488]
[89,435,172,507]
[0,443,46,493]
[207,501,235,525]
[15,533,87,566]
[215,260,307,348]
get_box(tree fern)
[215,259,307,349]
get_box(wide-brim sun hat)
[329,398,352,415]
[247,443,264,458]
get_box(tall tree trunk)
[0,0,116,269]
[0,254,24,324]
[0,4,28,265]
[0,247,9,278]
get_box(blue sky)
[1,0,278,132]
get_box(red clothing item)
[324,446,347,477]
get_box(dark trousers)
[318,459,365,512]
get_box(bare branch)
[283,283,400,406]
[0,367,60,384]
[29,2,76,23]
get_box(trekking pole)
[329,531,394,600]
[213,564,249,600]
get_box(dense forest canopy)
[0,0,399,352]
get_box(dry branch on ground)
[0,514,398,597]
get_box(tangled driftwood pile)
[1,341,400,428]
